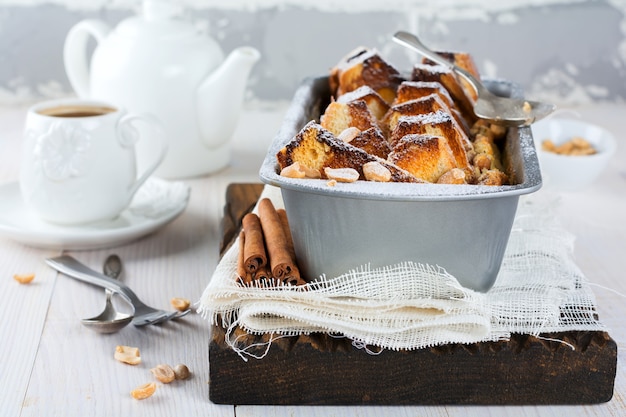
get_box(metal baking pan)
[259,76,542,292]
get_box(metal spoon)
[392,31,556,127]
[80,254,133,333]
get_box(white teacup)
[20,99,167,225]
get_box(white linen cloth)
[199,186,605,359]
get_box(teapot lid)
[114,0,201,40]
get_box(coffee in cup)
[20,98,167,225]
[36,104,116,118]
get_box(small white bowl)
[531,118,617,192]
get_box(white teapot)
[63,0,260,178]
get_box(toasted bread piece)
[388,134,457,183]
[336,85,390,120]
[394,81,470,135]
[320,100,377,137]
[412,63,476,123]
[329,47,368,96]
[276,121,421,183]
[395,81,456,108]
[389,110,472,170]
[330,47,404,104]
[422,51,481,102]
[348,126,391,159]
[383,93,470,137]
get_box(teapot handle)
[63,20,111,98]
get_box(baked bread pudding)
[277,46,509,186]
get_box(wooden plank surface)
[18,179,233,417]
[1,103,625,416]
[209,183,617,406]
[0,105,280,417]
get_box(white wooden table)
[1,102,624,416]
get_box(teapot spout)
[197,46,261,149]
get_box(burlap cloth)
[199,186,605,359]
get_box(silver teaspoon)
[392,31,556,127]
[80,254,133,333]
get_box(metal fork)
[45,255,190,326]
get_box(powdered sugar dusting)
[336,85,378,103]
[259,77,542,202]
[399,109,452,125]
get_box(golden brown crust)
[331,47,404,104]
[276,121,421,183]
[422,51,481,102]
[348,127,391,159]
[320,100,377,136]
[388,134,457,183]
[383,93,470,138]
[394,81,471,135]
[389,111,472,171]
[411,63,477,123]
[336,85,390,121]
[395,81,456,108]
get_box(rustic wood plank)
[210,326,617,405]
[20,177,234,417]
[0,242,61,417]
[209,183,618,406]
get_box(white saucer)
[0,178,190,250]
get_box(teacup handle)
[117,114,168,197]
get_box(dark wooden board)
[209,183,617,405]
[218,183,264,255]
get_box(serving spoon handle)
[392,30,556,127]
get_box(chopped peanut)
[437,168,467,184]
[362,161,391,182]
[522,101,532,112]
[114,345,141,365]
[130,382,156,400]
[280,162,306,178]
[151,364,175,384]
[174,364,191,380]
[542,137,597,156]
[280,162,320,179]
[300,164,321,178]
[14,273,35,284]
[337,127,361,143]
[324,167,359,183]
[326,179,337,187]
[170,297,190,312]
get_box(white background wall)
[0,0,625,105]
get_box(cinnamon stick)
[277,209,295,256]
[276,208,306,285]
[253,265,271,285]
[236,231,253,285]
[258,198,302,282]
[241,213,267,274]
